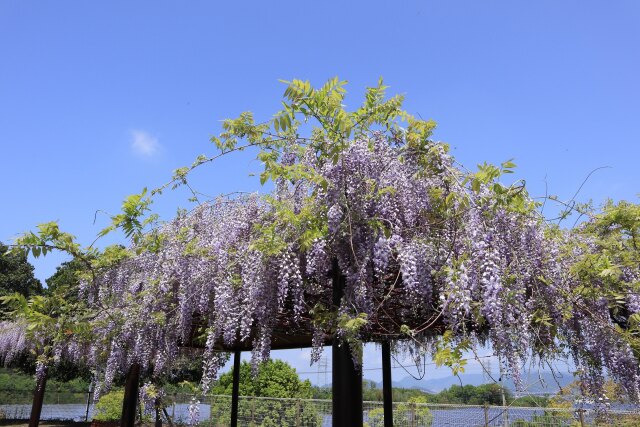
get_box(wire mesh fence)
[2,390,640,426]
[168,395,640,427]
[0,389,93,422]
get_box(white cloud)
[130,130,160,157]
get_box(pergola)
[16,79,640,427]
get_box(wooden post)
[331,259,363,427]
[28,365,48,427]
[410,401,417,427]
[162,407,175,427]
[121,362,141,427]
[382,341,393,427]
[484,404,489,427]
[230,350,241,427]
[251,396,256,425]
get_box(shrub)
[93,390,124,422]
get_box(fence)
[169,395,640,427]
[2,391,640,426]
[0,389,93,422]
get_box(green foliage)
[337,312,368,364]
[0,291,92,366]
[511,412,577,427]
[93,389,124,422]
[209,359,319,426]
[250,194,327,255]
[510,395,550,407]
[571,200,640,293]
[12,222,84,261]
[567,200,640,354]
[0,367,89,404]
[98,188,159,247]
[210,359,312,398]
[606,413,640,427]
[209,395,321,427]
[429,383,511,406]
[149,77,447,267]
[464,160,532,214]
[45,257,85,302]
[366,396,433,427]
[433,330,471,376]
[312,381,431,402]
[314,382,525,407]
[398,396,433,426]
[0,241,42,302]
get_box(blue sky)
[1,1,639,385]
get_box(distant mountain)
[369,377,436,394]
[504,371,575,395]
[376,371,576,394]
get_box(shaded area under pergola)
[28,261,398,427]
[118,260,385,427]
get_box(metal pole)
[28,365,48,427]
[331,259,363,427]
[121,362,141,427]
[382,341,393,427]
[498,361,508,427]
[230,350,241,427]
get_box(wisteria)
[64,129,637,405]
[2,78,639,409]
[0,320,28,366]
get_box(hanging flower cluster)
[0,320,29,366]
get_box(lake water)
[0,403,564,426]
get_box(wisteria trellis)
[1,78,639,408]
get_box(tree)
[431,384,509,406]
[0,241,42,300]
[45,258,83,298]
[367,396,433,427]
[93,389,125,422]
[208,359,320,427]
[211,359,312,398]
[0,250,93,380]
